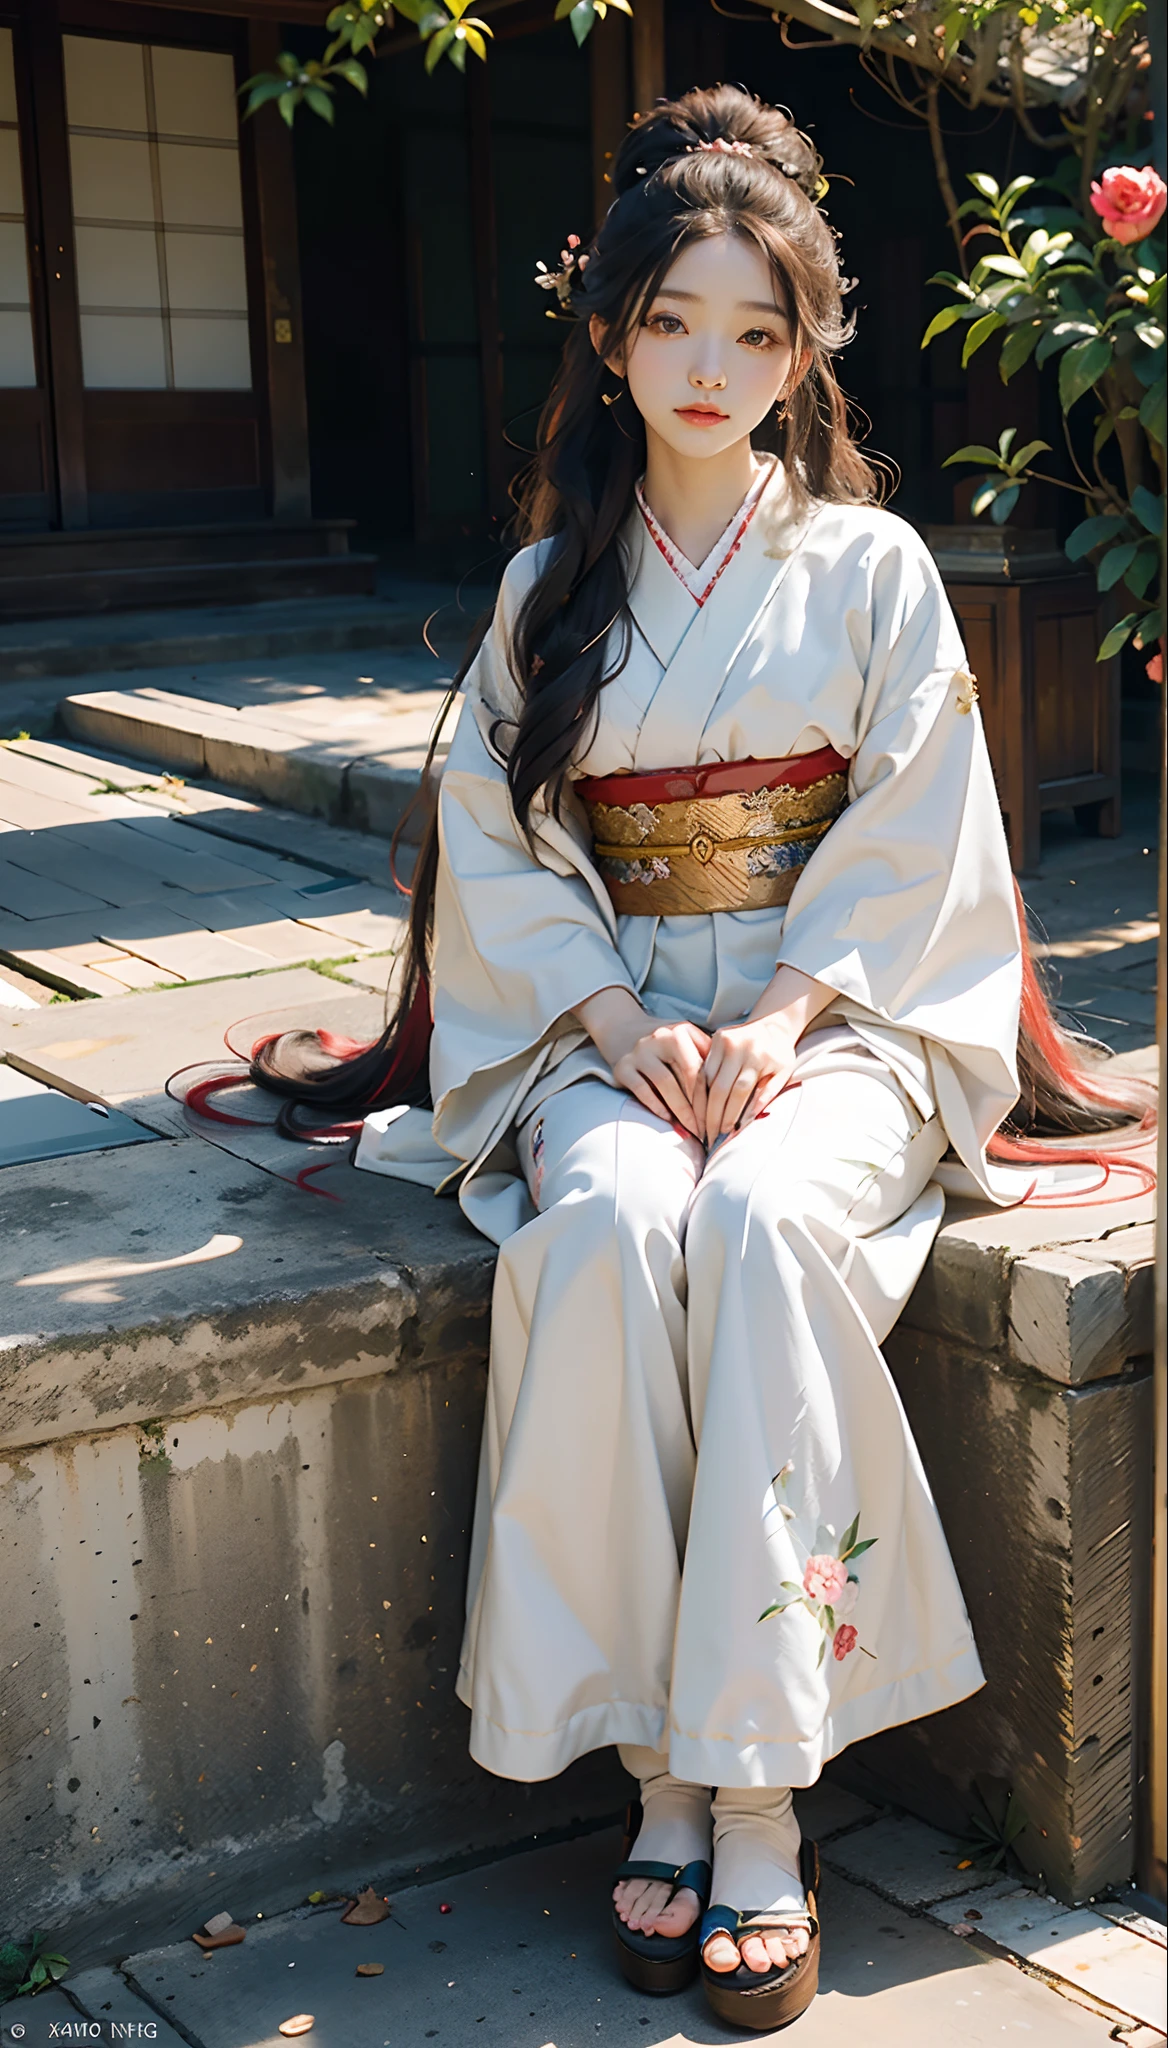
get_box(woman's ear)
[589,313,625,378]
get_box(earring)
[602,383,624,407]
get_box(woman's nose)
[690,362,728,391]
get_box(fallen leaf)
[342,1887,391,1926]
[279,2018,314,2038]
[956,1859,973,1871]
[356,1963,384,1977]
[306,1891,328,1906]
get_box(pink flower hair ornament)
[1089,165,1167,245]
[694,136,754,157]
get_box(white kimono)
[358,462,1022,1789]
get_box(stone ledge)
[902,1199,1153,1382]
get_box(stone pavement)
[3,1796,1164,2047]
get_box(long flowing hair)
[242,85,1154,1183]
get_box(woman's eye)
[647,312,685,334]
[739,327,777,349]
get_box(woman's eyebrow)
[653,288,787,315]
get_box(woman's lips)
[675,406,729,426]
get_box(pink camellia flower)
[1147,652,1163,685]
[832,1624,858,1661]
[803,1554,849,1604]
[1089,166,1167,244]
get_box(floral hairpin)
[535,233,589,318]
[695,136,754,156]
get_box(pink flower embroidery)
[803,1554,849,1604]
[1089,166,1167,245]
[832,1624,858,1661]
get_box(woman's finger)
[660,1029,706,1104]
[720,1064,760,1134]
[640,1051,703,1135]
[704,1058,738,1146]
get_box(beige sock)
[617,1744,712,1876]
[710,1784,806,1918]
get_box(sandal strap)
[614,1856,712,1905]
[699,1903,812,1960]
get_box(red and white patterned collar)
[635,458,773,607]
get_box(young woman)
[251,86,1153,2031]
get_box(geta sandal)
[699,1838,820,2031]
[612,1798,712,1996]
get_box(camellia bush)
[923,159,1165,665]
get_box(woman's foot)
[702,1785,810,1975]
[611,1755,712,1939]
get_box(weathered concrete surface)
[0,1138,634,1961]
[834,1193,1155,1907]
[93,1816,1145,2048]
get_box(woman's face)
[615,232,797,460]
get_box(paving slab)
[0,1062,157,1168]
[821,1813,997,1907]
[935,1888,1167,2030]
[66,1963,192,2044]
[115,1825,1132,2048]
[0,969,385,1132]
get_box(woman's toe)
[702,1932,742,1974]
[652,1886,701,1938]
[737,1935,773,1974]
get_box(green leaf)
[921,304,968,348]
[1097,613,1141,660]
[1124,543,1159,600]
[968,172,1000,202]
[942,443,1008,470]
[462,24,487,56]
[1007,438,1051,472]
[758,1601,795,1622]
[243,77,290,115]
[845,1536,878,1559]
[962,312,1005,367]
[568,0,596,44]
[1097,540,1138,590]
[999,323,1040,380]
[1131,485,1165,536]
[303,84,335,120]
[330,57,369,90]
[970,480,999,517]
[1135,608,1163,648]
[424,22,455,68]
[976,256,1028,281]
[816,1635,827,1669]
[1065,513,1127,561]
[276,50,302,76]
[1059,336,1112,411]
[277,90,299,126]
[838,1513,860,1558]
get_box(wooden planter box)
[928,528,1123,873]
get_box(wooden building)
[0,0,1057,618]
[0,0,376,617]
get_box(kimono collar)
[634,454,775,609]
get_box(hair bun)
[614,85,825,202]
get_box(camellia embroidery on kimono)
[238,82,1155,2036]
[759,1462,879,1669]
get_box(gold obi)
[576,747,849,918]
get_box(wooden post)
[590,12,630,231]
[26,0,87,530]
[631,0,666,119]
[245,22,311,521]
[466,59,506,523]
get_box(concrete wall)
[0,1137,1154,1958]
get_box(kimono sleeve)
[429,553,636,1151]
[775,529,1021,1145]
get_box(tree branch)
[926,78,969,278]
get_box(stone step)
[60,662,463,839]
[0,583,490,685]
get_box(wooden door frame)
[7,0,314,532]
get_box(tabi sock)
[709,1783,807,1919]
[617,1744,712,1878]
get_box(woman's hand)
[696,963,836,1144]
[694,1013,800,1144]
[574,986,710,1138]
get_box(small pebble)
[357,1963,385,1977]
[439,1902,453,1914]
